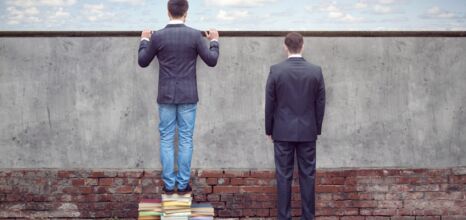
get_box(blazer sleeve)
[315,67,326,135]
[196,33,219,67]
[265,68,276,136]
[138,33,158,68]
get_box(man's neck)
[169,19,184,24]
[288,54,302,58]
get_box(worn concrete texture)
[0,36,465,169]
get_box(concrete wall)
[1,35,465,169]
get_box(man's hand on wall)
[205,29,219,41]
[141,29,152,40]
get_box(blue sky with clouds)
[1,0,465,31]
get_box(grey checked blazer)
[138,24,220,104]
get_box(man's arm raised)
[138,29,157,68]
[197,29,220,67]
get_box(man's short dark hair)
[285,32,304,54]
[168,0,189,18]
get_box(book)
[191,203,214,217]
[139,198,163,219]
[139,211,164,217]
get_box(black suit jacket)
[138,24,220,104]
[265,57,326,142]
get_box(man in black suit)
[265,32,326,220]
[138,0,219,194]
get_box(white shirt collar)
[288,54,303,58]
[169,19,184,24]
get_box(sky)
[0,0,465,31]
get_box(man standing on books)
[138,0,220,194]
[265,32,326,220]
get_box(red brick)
[372,209,397,216]
[250,170,275,178]
[218,209,242,217]
[414,217,441,220]
[450,175,466,184]
[317,208,359,216]
[390,217,415,220]
[319,177,346,185]
[231,178,245,185]
[193,194,206,201]
[255,208,270,217]
[194,186,212,194]
[57,170,72,178]
[351,200,378,208]
[341,217,365,220]
[366,217,390,220]
[378,200,402,208]
[443,217,466,220]
[224,170,250,177]
[116,186,133,194]
[316,217,339,220]
[206,178,218,185]
[354,169,384,176]
[316,185,344,193]
[90,171,106,178]
[217,177,230,185]
[207,194,220,201]
[240,186,276,193]
[415,184,440,191]
[292,208,302,217]
[210,201,225,209]
[424,191,463,200]
[394,177,421,184]
[213,186,239,193]
[198,170,224,178]
[79,187,93,194]
[98,178,113,186]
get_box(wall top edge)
[1,31,466,37]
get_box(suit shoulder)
[303,61,322,73]
[270,60,289,71]
[184,26,203,36]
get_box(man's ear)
[283,44,289,53]
[168,10,172,19]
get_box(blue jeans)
[158,103,197,190]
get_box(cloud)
[373,4,392,14]
[82,4,114,22]
[354,2,368,9]
[205,0,275,7]
[353,0,406,14]
[48,7,70,20]
[217,10,249,21]
[312,2,364,23]
[109,0,145,5]
[6,6,41,25]
[421,6,461,19]
[4,0,76,25]
[6,0,76,7]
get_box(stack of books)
[138,199,163,220]
[190,203,215,220]
[161,193,192,220]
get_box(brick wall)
[0,168,465,219]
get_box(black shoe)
[177,184,192,195]
[163,186,175,195]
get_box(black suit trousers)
[274,141,316,220]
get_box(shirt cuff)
[141,37,150,42]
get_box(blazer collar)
[165,24,186,28]
[288,57,305,61]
